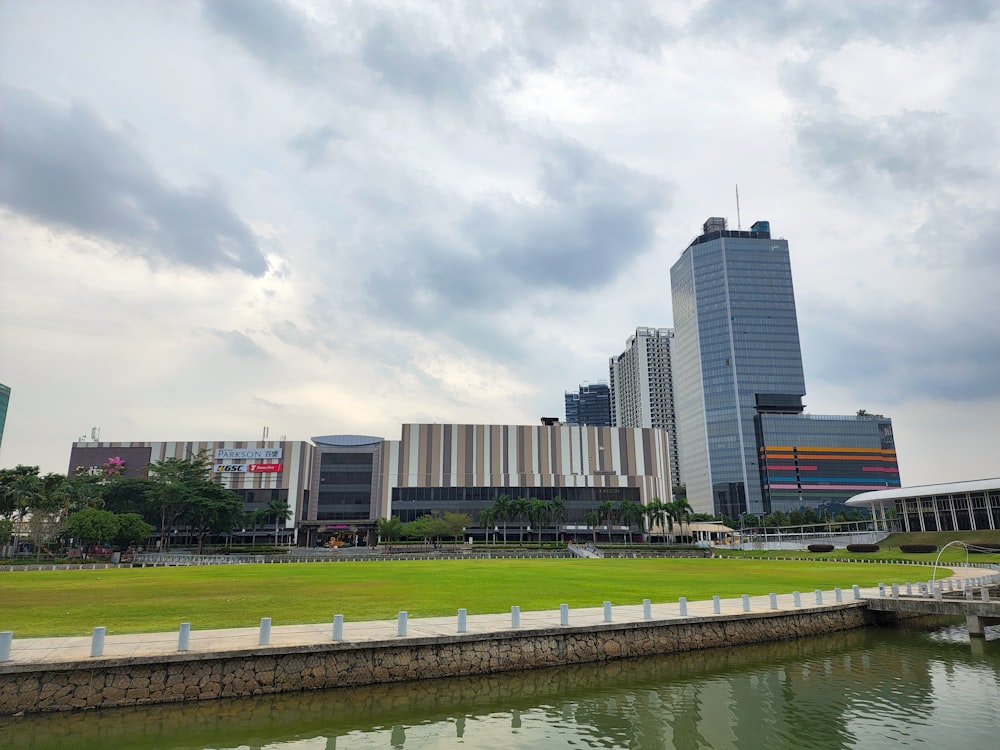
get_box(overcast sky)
[1,0,998,486]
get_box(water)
[4,618,998,749]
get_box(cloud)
[287,124,342,169]
[0,85,267,276]
[360,139,671,329]
[210,329,270,360]
[690,0,997,50]
[201,0,328,81]
[361,20,479,102]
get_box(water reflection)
[4,619,997,750]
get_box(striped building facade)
[383,424,672,532]
[755,414,900,514]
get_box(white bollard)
[679,597,688,616]
[603,601,613,623]
[815,589,824,605]
[742,594,750,612]
[891,584,899,598]
[983,588,991,603]
[0,631,11,662]
[259,617,271,645]
[178,623,191,652]
[560,604,569,626]
[333,614,344,642]
[852,585,861,600]
[643,599,652,619]
[713,595,721,614]
[905,583,912,596]
[769,593,778,610]
[835,588,843,603]
[91,626,106,657]
[878,583,886,597]
[397,612,408,637]
[793,592,801,608]
[458,608,467,633]
[511,606,520,629]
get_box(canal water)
[4,618,998,749]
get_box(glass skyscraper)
[565,382,612,427]
[671,218,805,517]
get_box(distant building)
[0,383,9,454]
[671,217,804,516]
[68,423,673,547]
[609,327,681,487]
[755,413,899,516]
[670,216,900,518]
[67,440,312,546]
[565,382,612,427]
[848,478,1000,533]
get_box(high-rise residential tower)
[565,382,612,427]
[670,218,805,517]
[0,383,9,454]
[609,327,681,487]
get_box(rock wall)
[0,605,874,715]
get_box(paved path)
[4,566,998,667]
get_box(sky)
[1,0,998,486]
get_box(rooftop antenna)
[262,426,269,440]
[91,427,100,442]
[735,184,741,230]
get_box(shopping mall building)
[68,421,673,547]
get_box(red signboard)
[248,463,283,473]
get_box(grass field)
[0,557,947,637]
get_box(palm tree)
[266,498,292,546]
[513,496,530,544]
[597,499,616,544]
[478,505,497,544]
[644,500,665,544]
[618,500,644,544]
[550,496,566,541]
[493,494,513,544]
[583,510,600,544]
[668,498,693,543]
[526,497,552,544]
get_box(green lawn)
[0,557,947,637]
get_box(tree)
[184,483,243,553]
[550,496,566,538]
[266,498,293,546]
[477,505,497,544]
[147,456,206,550]
[597,499,617,544]
[644,500,664,544]
[667,498,693,543]
[377,516,404,544]
[513,496,530,544]
[114,513,153,548]
[56,474,106,513]
[618,500,645,544]
[526,498,551,544]
[441,512,472,542]
[788,509,805,527]
[493,494,513,544]
[65,508,119,548]
[583,510,600,544]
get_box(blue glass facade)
[756,414,900,514]
[565,383,612,426]
[671,220,805,517]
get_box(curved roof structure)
[847,477,1000,507]
[311,435,384,446]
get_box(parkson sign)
[215,448,283,460]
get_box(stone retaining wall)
[0,604,875,715]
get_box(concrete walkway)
[4,566,998,667]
